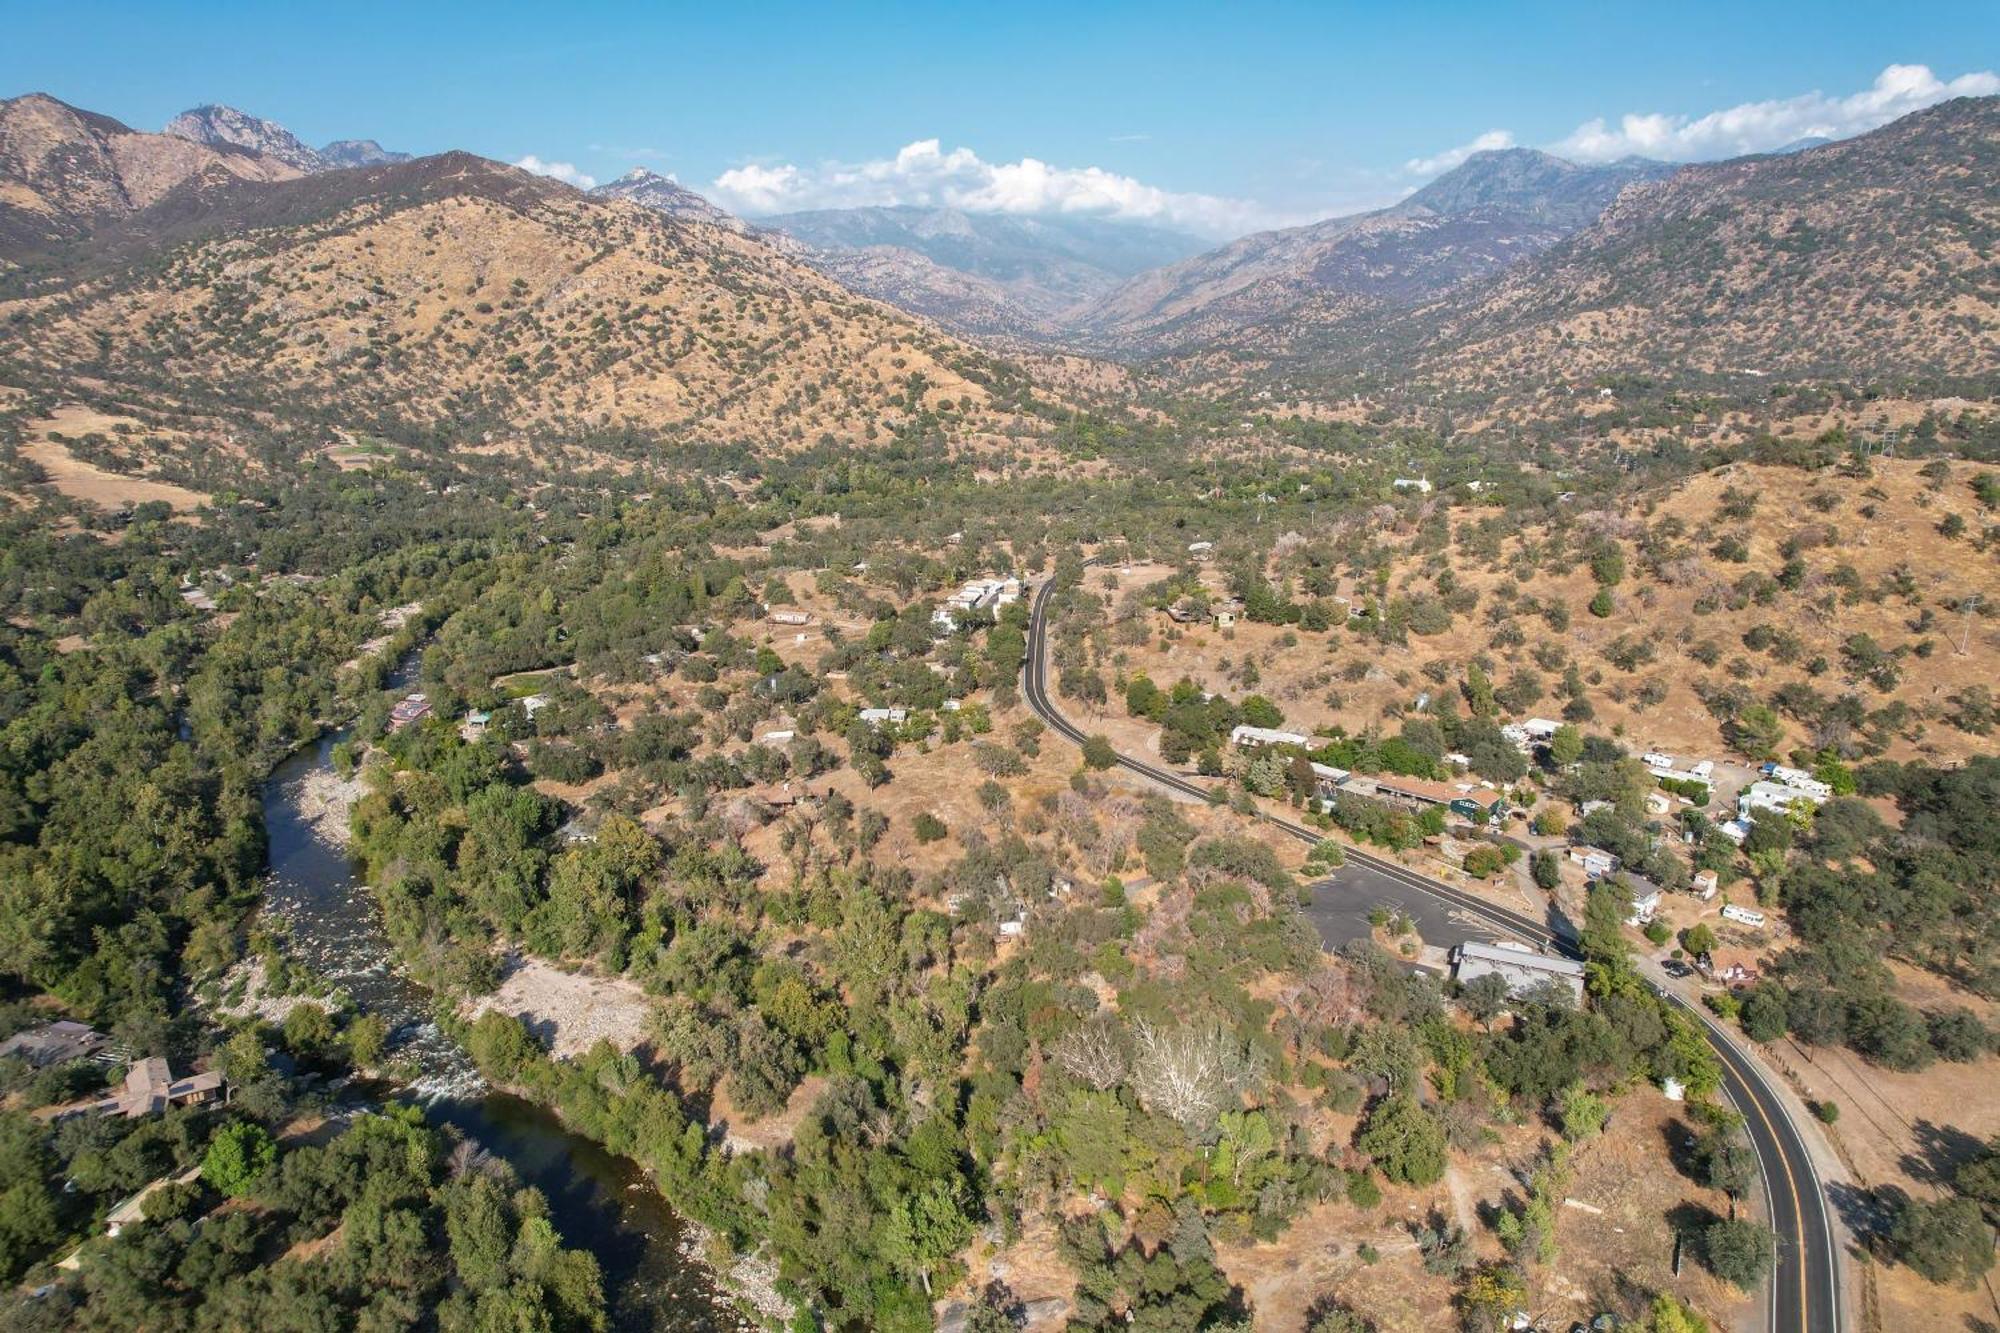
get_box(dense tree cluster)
[4,1107,605,1330]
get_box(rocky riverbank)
[459,956,652,1059]
[288,762,365,848]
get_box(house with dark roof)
[0,1021,110,1068]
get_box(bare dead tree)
[1051,1018,1128,1091]
[1128,1017,1267,1139]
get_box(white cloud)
[711,162,807,213]
[1552,63,1999,163]
[512,154,596,190]
[710,138,1271,236]
[1403,129,1515,177]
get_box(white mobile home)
[1230,724,1309,749]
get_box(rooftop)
[1230,724,1309,747]
[1456,942,1586,977]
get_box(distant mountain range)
[3,88,1991,440]
[321,138,412,169]
[1066,149,1676,354]
[163,102,410,174]
[589,150,1681,354]
[756,206,1210,337]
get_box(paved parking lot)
[1302,861,1520,953]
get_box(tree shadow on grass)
[1827,1179,1898,1258]
[1900,1118,1985,1188]
[1659,1116,1704,1182]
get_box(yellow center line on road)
[1717,1019,1814,1332]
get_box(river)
[259,731,741,1331]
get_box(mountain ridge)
[1069,149,1674,354]
[1176,95,2000,405]
[165,103,331,172]
[0,92,304,259]
[164,102,413,175]
[588,168,746,232]
[0,143,1061,457]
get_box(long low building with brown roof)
[1344,772,1509,819]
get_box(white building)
[1765,765,1833,799]
[1309,762,1350,802]
[1626,888,1663,927]
[1452,941,1586,1003]
[1230,724,1309,749]
[932,577,1022,634]
[1392,477,1433,494]
[858,707,908,725]
[1568,847,1617,879]
[1721,904,1767,928]
[1738,781,1825,821]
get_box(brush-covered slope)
[2,150,1057,451]
[1389,96,2000,390]
[0,93,302,258]
[1075,149,1670,354]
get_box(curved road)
[1023,571,1841,1333]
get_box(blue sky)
[5,0,1996,235]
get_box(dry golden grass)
[19,435,209,512]
[12,181,1062,456]
[1104,459,1998,771]
[1207,1089,1753,1332]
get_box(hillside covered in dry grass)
[1105,456,1999,773]
[0,93,302,258]
[1,152,1067,461]
[1167,97,2000,418]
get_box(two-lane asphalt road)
[1022,570,1841,1332]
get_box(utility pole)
[1957,594,1982,656]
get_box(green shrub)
[203,1121,278,1198]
